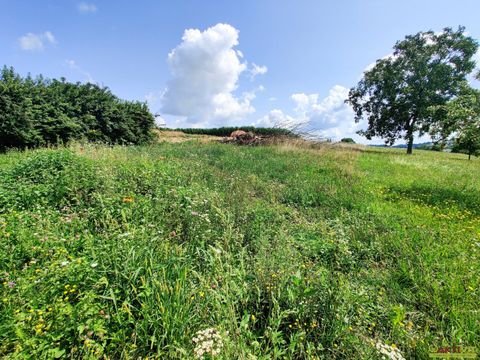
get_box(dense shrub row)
[0,66,154,150]
[166,126,297,137]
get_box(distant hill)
[369,142,434,149]
[369,142,458,153]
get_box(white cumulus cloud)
[256,109,296,128]
[161,23,259,127]
[18,31,56,51]
[257,85,365,141]
[77,2,97,14]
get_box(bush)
[0,66,154,150]
[0,150,100,210]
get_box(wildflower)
[61,261,69,267]
[193,328,225,359]
[7,281,16,288]
[212,247,222,255]
[375,341,406,360]
[122,196,134,203]
[91,262,98,268]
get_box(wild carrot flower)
[375,341,405,360]
[192,328,225,358]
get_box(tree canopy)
[452,122,480,160]
[432,84,480,159]
[346,27,478,154]
[0,66,154,151]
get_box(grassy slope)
[0,142,478,359]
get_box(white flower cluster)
[375,341,405,360]
[192,328,224,358]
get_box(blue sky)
[1,0,480,143]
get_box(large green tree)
[346,27,478,154]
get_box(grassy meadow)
[0,139,479,359]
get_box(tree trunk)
[469,152,471,160]
[406,134,414,155]
[406,120,415,155]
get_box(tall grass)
[0,142,478,358]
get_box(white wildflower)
[375,341,405,360]
[192,327,225,359]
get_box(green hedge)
[0,66,154,150]
[165,126,297,137]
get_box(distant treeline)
[0,66,154,150]
[165,126,298,137]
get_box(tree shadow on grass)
[448,156,479,162]
[386,185,480,215]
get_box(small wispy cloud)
[249,63,268,80]
[18,31,56,51]
[65,59,94,83]
[77,2,97,14]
